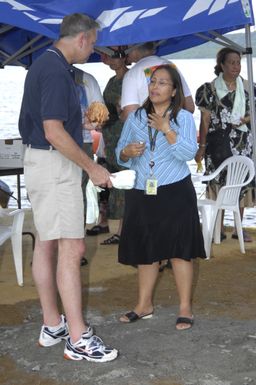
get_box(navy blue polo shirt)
[19,47,83,148]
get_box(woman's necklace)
[224,79,236,91]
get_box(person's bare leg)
[100,218,123,244]
[221,209,225,234]
[120,263,158,322]
[233,207,244,234]
[116,218,123,236]
[171,258,193,330]
[240,207,244,220]
[32,236,61,326]
[57,238,87,343]
[98,198,109,227]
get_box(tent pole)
[245,24,256,171]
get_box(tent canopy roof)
[0,0,254,67]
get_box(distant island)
[165,31,256,59]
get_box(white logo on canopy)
[96,7,167,31]
[1,0,249,27]
[0,0,33,11]
[0,1,167,28]
[183,0,240,20]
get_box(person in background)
[86,46,129,243]
[85,134,110,236]
[98,46,129,245]
[120,42,194,121]
[116,65,206,329]
[74,67,105,260]
[19,13,118,362]
[74,67,104,221]
[195,47,255,242]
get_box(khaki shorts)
[24,147,84,241]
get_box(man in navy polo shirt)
[19,13,118,363]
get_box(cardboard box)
[0,138,25,168]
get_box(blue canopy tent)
[0,0,255,161]
[0,0,254,66]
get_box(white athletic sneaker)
[38,314,69,347]
[64,330,118,363]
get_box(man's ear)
[77,31,86,48]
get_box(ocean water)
[0,58,255,227]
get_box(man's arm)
[43,120,112,187]
[174,65,195,113]
[120,104,139,121]
[184,96,195,114]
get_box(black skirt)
[118,175,206,265]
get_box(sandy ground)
[0,209,256,385]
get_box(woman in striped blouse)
[115,65,206,330]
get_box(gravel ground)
[1,304,256,385]
[0,215,255,385]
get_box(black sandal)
[100,234,120,245]
[120,311,153,323]
[80,257,88,267]
[176,316,194,331]
[86,225,110,236]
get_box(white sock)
[47,317,64,332]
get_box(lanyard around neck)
[147,105,171,152]
[148,126,158,152]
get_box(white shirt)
[121,55,191,109]
[80,72,104,143]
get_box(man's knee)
[76,239,86,257]
[59,238,85,260]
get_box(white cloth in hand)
[85,170,136,224]
[86,180,102,224]
[110,170,136,189]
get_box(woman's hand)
[232,115,250,129]
[195,147,205,163]
[240,116,250,125]
[148,112,170,134]
[121,142,145,160]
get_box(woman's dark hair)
[136,64,184,125]
[214,47,241,76]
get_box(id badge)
[145,177,158,195]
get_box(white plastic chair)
[197,156,255,259]
[0,208,25,286]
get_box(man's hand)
[88,162,112,188]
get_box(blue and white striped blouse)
[115,108,198,190]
